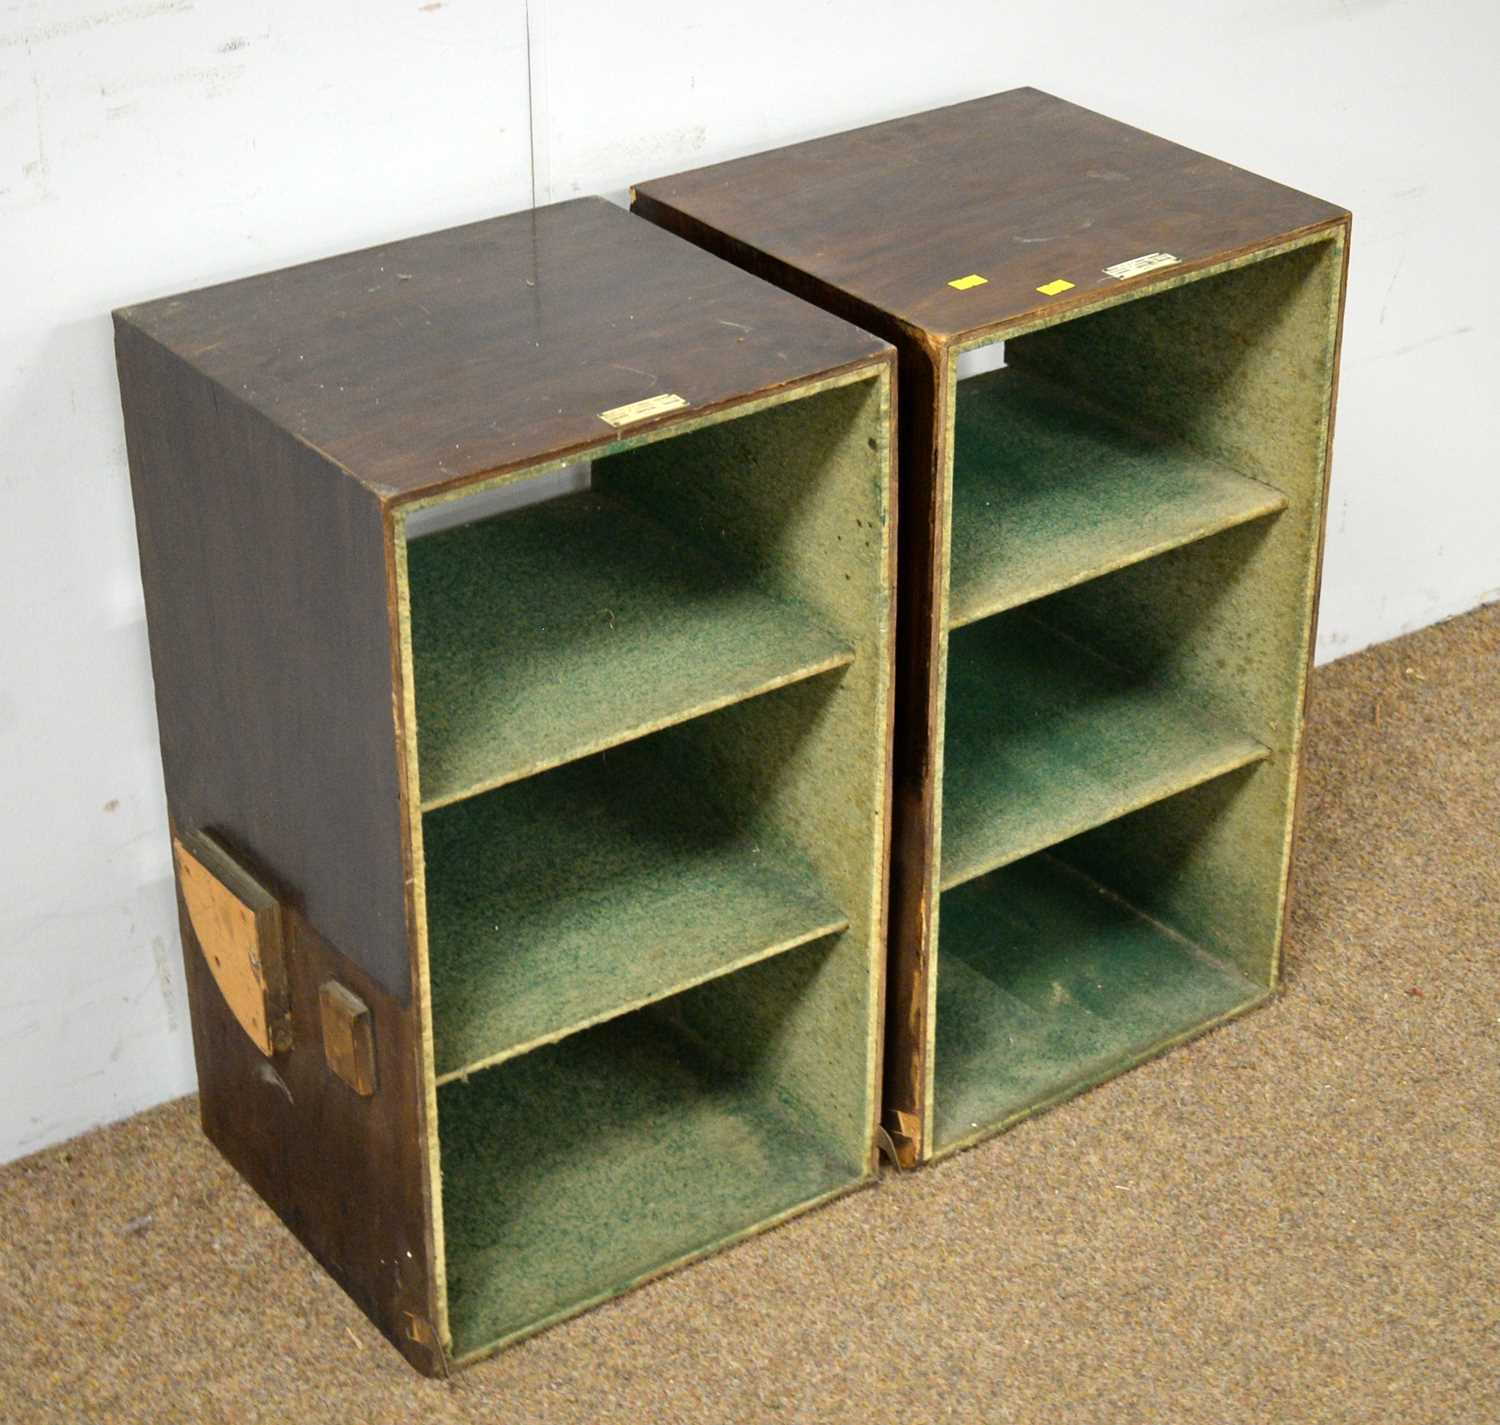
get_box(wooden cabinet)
[116,198,895,1370]
[635,88,1350,1165]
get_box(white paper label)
[598,392,689,427]
[1103,252,1180,280]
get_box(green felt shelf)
[947,367,1287,630]
[406,489,853,810]
[932,853,1265,1152]
[940,611,1269,891]
[423,730,849,1081]
[439,1006,854,1360]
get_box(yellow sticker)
[1036,278,1076,297]
[947,273,989,291]
[598,392,689,427]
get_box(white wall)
[2,0,1494,1162]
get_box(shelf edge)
[419,648,855,814]
[433,915,850,1086]
[947,491,1288,633]
[939,739,1270,894]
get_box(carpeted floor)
[2,603,1495,1425]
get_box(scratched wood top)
[633,88,1347,343]
[115,197,890,500]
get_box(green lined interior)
[424,695,848,1081]
[940,607,1269,890]
[932,846,1265,1152]
[407,490,851,810]
[397,372,892,1359]
[439,984,855,1359]
[928,234,1344,1156]
[948,367,1287,630]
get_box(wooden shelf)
[947,368,1287,630]
[121,196,895,1370]
[425,728,848,1081]
[439,1004,852,1360]
[940,611,1268,891]
[633,87,1347,1166]
[933,853,1265,1152]
[407,489,853,811]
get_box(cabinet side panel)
[182,899,440,1374]
[118,321,440,1369]
[115,319,411,998]
[887,340,949,1165]
[1005,231,1346,983]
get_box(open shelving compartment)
[118,195,900,1374]
[922,231,1347,1158]
[392,369,894,1361]
[630,87,1352,1166]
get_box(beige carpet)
[2,603,1496,1425]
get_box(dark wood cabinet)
[116,197,896,1370]
[635,88,1350,1165]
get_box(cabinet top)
[114,198,891,501]
[633,88,1348,344]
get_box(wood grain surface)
[116,320,412,999]
[115,198,888,501]
[180,876,439,1373]
[633,88,1346,342]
